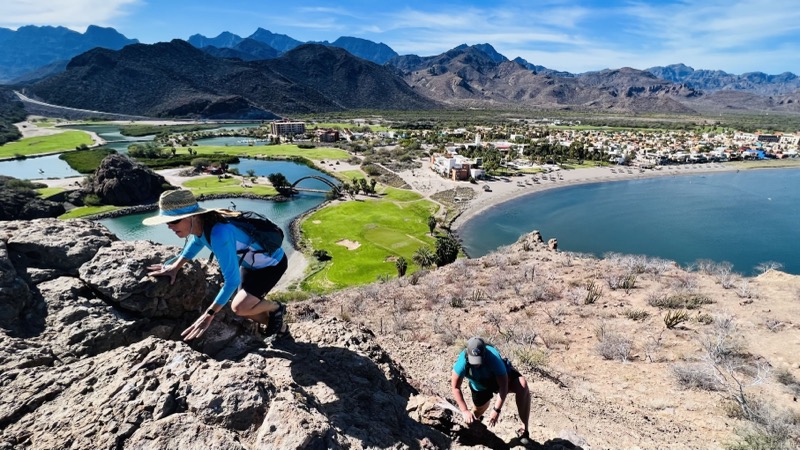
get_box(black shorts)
[240,254,287,298]
[469,362,522,407]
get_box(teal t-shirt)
[452,345,507,391]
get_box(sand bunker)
[336,239,361,250]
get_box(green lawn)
[59,205,119,219]
[182,175,278,196]
[190,144,350,160]
[36,187,65,199]
[337,169,366,181]
[309,122,390,132]
[301,191,438,291]
[0,132,93,158]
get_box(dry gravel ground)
[305,235,800,449]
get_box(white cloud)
[2,0,140,30]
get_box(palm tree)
[427,215,437,235]
[412,247,436,269]
[395,257,408,277]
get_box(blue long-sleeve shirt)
[179,221,285,306]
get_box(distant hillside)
[513,57,575,78]
[187,31,243,49]
[390,45,699,113]
[252,44,438,111]
[24,40,438,118]
[647,63,800,95]
[192,30,399,65]
[0,25,137,84]
[248,28,304,53]
[327,36,398,64]
[201,38,279,61]
[0,87,27,144]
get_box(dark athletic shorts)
[469,361,522,407]
[240,254,288,298]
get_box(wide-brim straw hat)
[142,189,211,225]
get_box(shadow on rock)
[259,316,451,449]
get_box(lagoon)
[458,168,800,275]
[100,196,326,258]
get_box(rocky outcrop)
[88,154,170,206]
[0,176,66,220]
[0,219,448,450]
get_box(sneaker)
[262,302,286,337]
[517,429,530,445]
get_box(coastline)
[448,160,800,231]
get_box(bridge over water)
[288,175,342,195]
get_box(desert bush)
[449,295,464,308]
[505,323,539,346]
[337,304,353,322]
[754,261,784,274]
[644,257,675,276]
[693,259,719,275]
[644,331,665,362]
[596,330,634,362]
[512,347,550,372]
[672,363,723,390]
[664,310,690,329]
[565,286,587,306]
[623,309,650,321]
[470,289,486,303]
[670,273,699,291]
[701,314,743,363]
[542,305,566,325]
[409,269,427,286]
[540,331,571,350]
[695,313,714,325]
[584,280,602,304]
[606,272,624,290]
[649,292,712,310]
[736,280,756,299]
[727,396,800,450]
[391,312,410,332]
[529,283,560,303]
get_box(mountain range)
[3,25,800,118]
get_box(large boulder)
[88,154,169,206]
[0,176,65,220]
[0,219,448,450]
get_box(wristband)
[206,309,215,316]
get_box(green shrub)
[83,194,103,206]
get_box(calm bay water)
[458,168,800,275]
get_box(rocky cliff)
[0,219,450,450]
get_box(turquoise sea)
[457,168,800,275]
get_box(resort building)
[271,120,306,136]
[430,154,477,181]
[315,129,340,142]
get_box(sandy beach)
[391,159,752,231]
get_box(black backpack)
[206,210,284,256]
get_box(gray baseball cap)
[466,337,486,365]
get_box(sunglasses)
[167,217,183,225]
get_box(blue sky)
[3,0,800,75]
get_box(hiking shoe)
[262,302,286,337]
[517,429,530,445]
